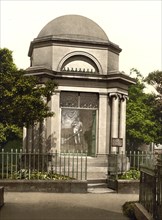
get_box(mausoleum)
[24,15,135,178]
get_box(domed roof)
[37,15,109,43]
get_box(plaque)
[112,138,123,147]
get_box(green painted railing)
[0,149,87,181]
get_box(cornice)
[28,36,122,57]
[25,67,136,86]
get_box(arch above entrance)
[57,51,103,74]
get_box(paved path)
[0,192,139,220]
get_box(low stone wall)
[134,203,153,220]
[117,180,139,194]
[0,186,4,208]
[0,180,87,193]
[107,179,139,194]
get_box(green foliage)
[126,68,162,150]
[0,48,57,146]
[122,201,137,220]
[2,139,22,152]
[145,70,162,94]
[119,169,140,180]
[9,169,74,180]
[0,48,17,73]
[145,70,162,144]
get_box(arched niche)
[57,51,103,74]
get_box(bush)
[119,169,140,180]
[1,169,75,180]
[122,201,137,220]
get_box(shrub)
[122,201,137,220]
[119,169,140,180]
[5,169,75,180]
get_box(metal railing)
[139,154,162,220]
[0,149,87,180]
[108,151,156,178]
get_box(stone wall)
[107,179,139,194]
[0,187,4,208]
[0,180,87,193]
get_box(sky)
[0,0,162,78]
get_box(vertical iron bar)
[121,151,124,173]
[33,149,36,171]
[1,149,4,179]
[6,152,9,179]
[68,150,70,177]
[133,151,135,168]
[15,149,18,174]
[29,151,31,180]
[81,150,83,180]
[59,152,61,175]
[72,150,74,179]
[76,150,78,180]
[11,149,13,179]
[46,151,49,174]
[85,150,87,180]
[115,153,118,180]
[141,151,144,165]
[42,152,44,173]
[37,149,40,179]
[55,150,57,174]
[24,149,27,179]
[52,151,54,174]
[137,151,140,170]
[129,151,132,168]
[64,150,66,177]
[19,149,22,179]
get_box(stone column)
[107,96,111,154]
[119,95,128,154]
[109,93,119,153]
[49,91,61,153]
[27,126,33,152]
[98,93,108,154]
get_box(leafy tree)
[145,70,162,144]
[126,68,161,151]
[145,70,162,95]
[0,48,57,146]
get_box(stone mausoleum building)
[24,15,135,178]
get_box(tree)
[126,68,161,151]
[145,70,162,95]
[0,48,57,146]
[145,70,162,144]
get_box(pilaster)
[50,91,61,152]
[119,95,128,153]
[98,93,108,154]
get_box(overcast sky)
[0,0,162,77]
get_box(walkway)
[0,192,138,220]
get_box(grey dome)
[38,15,109,43]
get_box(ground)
[0,192,139,220]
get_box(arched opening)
[61,55,99,74]
[57,51,103,74]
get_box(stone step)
[87,178,116,193]
[88,183,107,188]
[87,172,108,180]
[88,187,115,194]
[87,178,107,184]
